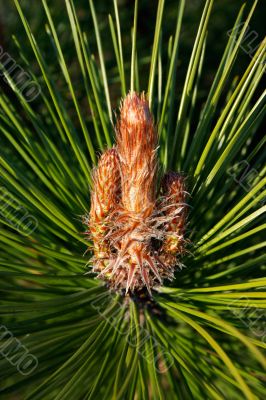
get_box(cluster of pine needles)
[0,0,265,399]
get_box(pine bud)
[160,172,188,258]
[86,92,189,296]
[89,148,121,272]
[116,91,158,215]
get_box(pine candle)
[88,92,188,295]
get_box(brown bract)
[86,91,188,295]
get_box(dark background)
[1,0,264,107]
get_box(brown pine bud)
[89,148,121,272]
[86,92,189,296]
[97,92,160,294]
[116,91,158,215]
[160,172,188,259]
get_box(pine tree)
[0,0,265,399]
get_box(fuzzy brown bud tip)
[90,148,121,220]
[116,92,158,214]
